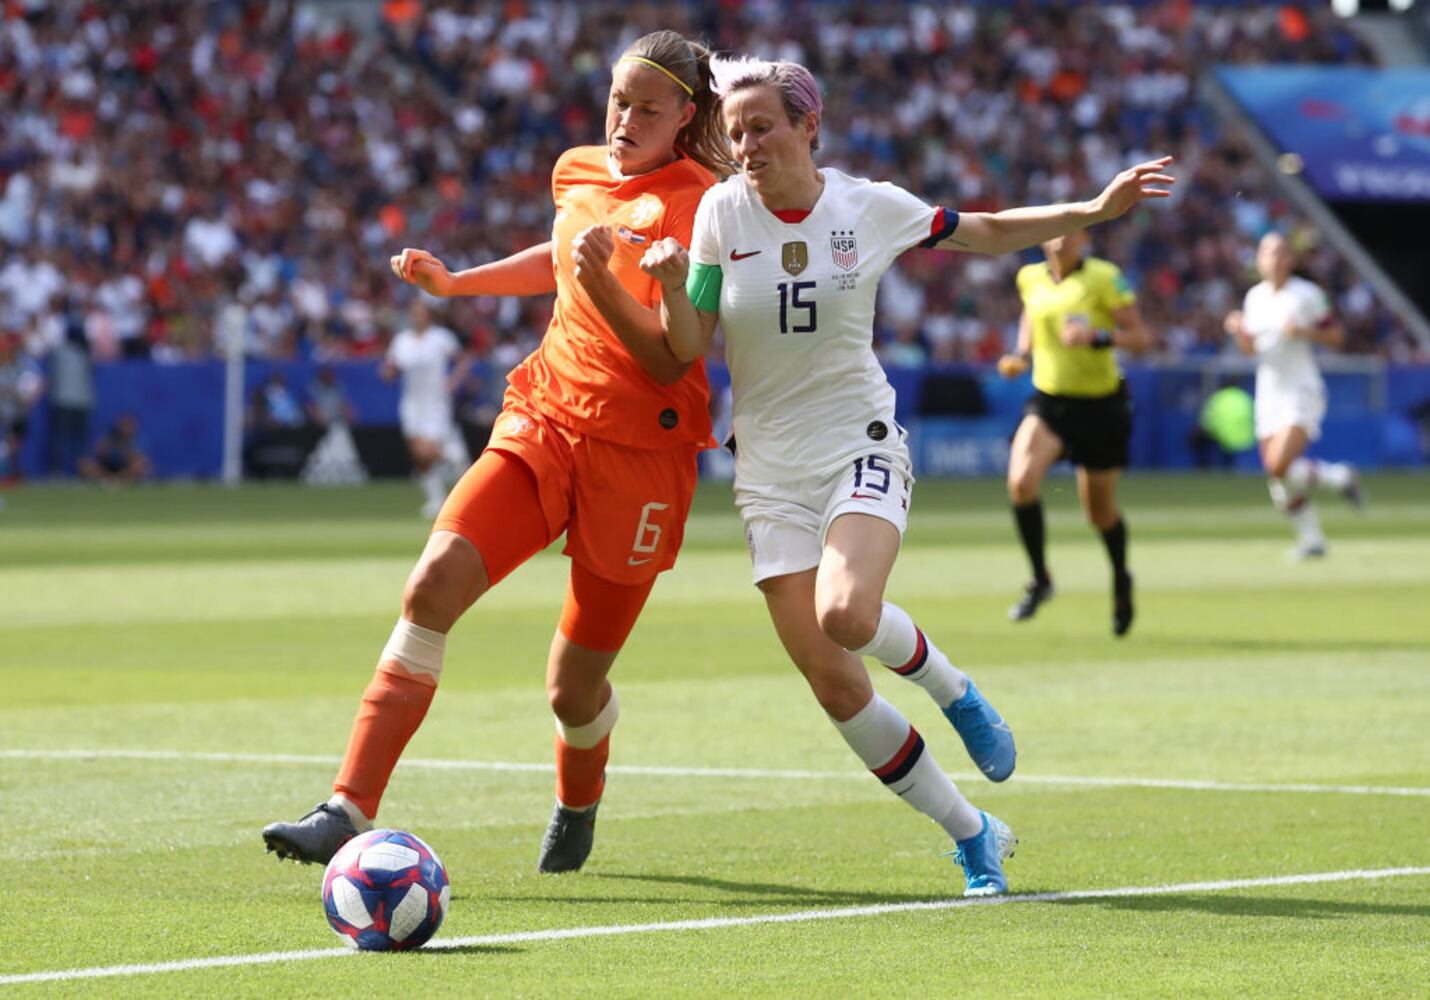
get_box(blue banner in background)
[1216,67,1430,202]
[13,361,1430,479]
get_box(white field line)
[2,748,1428,798]
[3,866,1428,986]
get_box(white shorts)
[1255,385,1325,442]
[400,401,456,444]
[735,445,914,585]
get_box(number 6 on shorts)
[628,501,669,566]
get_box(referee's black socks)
[1101,517,1128,579]
[1012,500,1050,585]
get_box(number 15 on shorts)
[627,501,668,567]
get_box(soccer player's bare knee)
[546,678,607,728]
[1086,495,1119,531]
[402,534,489,631]
[545,645,615,727]
[815,592,880,653]
[1008,460,1042,504]
[1008,473,1040,505]
[805,662,874,722]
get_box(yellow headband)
[621,55,694,97]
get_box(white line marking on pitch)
[3,867,1427,986]
[2,748,1427,798]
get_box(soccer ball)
[321,829,450,951]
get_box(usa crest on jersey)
[830,230,858,271]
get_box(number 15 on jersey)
[778,281,817,334]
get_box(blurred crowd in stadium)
[0,0,1421,389]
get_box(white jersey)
[388,325,460,437]
[690,169,946,484]
[1241,276,1330,402]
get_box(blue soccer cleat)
[943,680,1016,782]
[950,811,1017,897]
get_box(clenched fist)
[390,248,453,297]
[571,225,615,289]
[997,354,1029,379]
[640,237,690,291]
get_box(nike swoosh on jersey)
[730,249,762,261]
[849,492,885,501]
[627,556,653,566]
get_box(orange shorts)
[435,395,700,589]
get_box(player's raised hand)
[996,353,1029,379]
[1223,309,1245,338]
[390,248,454,297]
[1092,156,1175,222]
[640,237,690,291]
[571,225,616,288]
[1225,309,1255,354]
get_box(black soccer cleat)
[262,802,358,865]
[537,801,599,874]
[1008,578,1054,622]
[1113,572,1135,638]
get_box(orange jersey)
[509,145,716,450]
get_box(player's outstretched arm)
[940,157,1175,256]
[640,238,718,364]
[571,226,692,386]
[390,243,557,298]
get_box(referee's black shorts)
[1025,382,1131,471]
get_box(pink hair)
[709,54,824,148]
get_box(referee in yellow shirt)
[996,230,1152,636]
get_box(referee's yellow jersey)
[1015,256,1135,397]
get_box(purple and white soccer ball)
[321,829,450,951]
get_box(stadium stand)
[1,1,1417,376]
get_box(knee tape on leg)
[556,689,620,750]
[379,617,446,684]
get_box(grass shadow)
[1154,635,1429,655]
[485,871,957,908]
[590,871,952,907]
[426,944,525,956]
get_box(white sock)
[1270,477,1324,549]
[1287,457,1354,494]
[1289,500,1325,550]
[831,694,984,841]
[850,602,968,708]
[1267,476,1290,511]
[419,466,445,507]
[327,793,375,832]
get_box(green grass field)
[3,474,1428,997]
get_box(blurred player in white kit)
[1224,233,1363,558]
[383,300,471,517]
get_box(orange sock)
[334,664,437,820]
[555,734,610,810]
